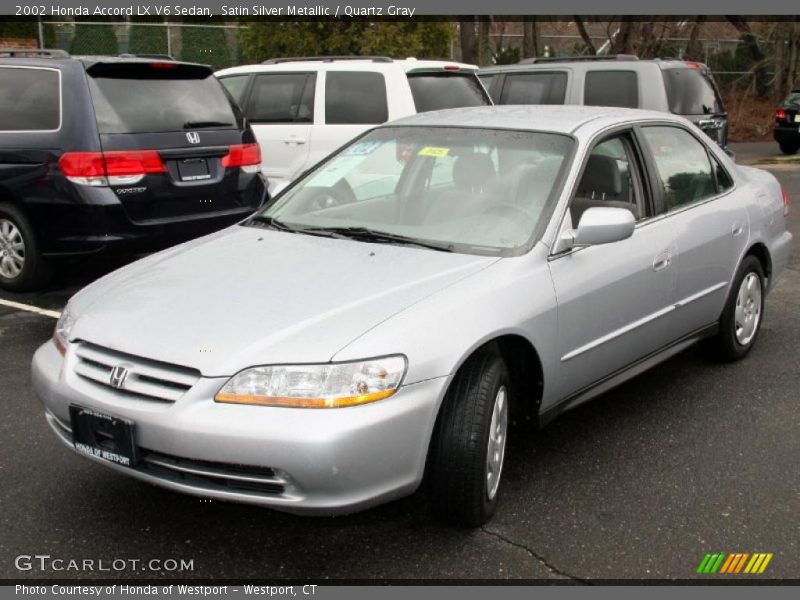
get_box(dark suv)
[0,50,266,291]
[774,89,800,155]
[480,56,729,148]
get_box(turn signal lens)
[215,356,407,409]
[781,186,790,217]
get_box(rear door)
[86,61,260,223]
[661,66,728,147]
[241,71,316,190]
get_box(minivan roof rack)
[0,48,70,59]
[262,56,394,65]
[518,54,639,65]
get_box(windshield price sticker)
[418,146,450,158]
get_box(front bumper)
[32,340,448,515]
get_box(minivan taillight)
[221,143,261,173]
[59,150,166,186]
[776,108,787,121]
[781,186,790,217]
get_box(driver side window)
[571,134,644,226]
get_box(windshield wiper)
[183,120,233,129]
[297,226,455,252]
[247,215,299,233]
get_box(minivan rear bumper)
[28,175,266,256]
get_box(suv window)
[0,67,60,131]
[247,73,315,123]
[325,71,388,125]
[641,126,717,210]
[500,72,567,105]
[218,74,250,104]
[662,68,724,115]
[88,64,237,134]
[572,134,644,223]
[584,71,639,109]
[406,73,488,112]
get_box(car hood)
[68,226,498,376]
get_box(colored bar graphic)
[700,552,772,575]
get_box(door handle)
[282,138,306,145]
[653,251,672,271]
[732,222,744,236]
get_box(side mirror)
[559,206,635,251]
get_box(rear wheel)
[428,352,510,527]
[713,255,764,361]
[778,141,799,155]
[0,203,51,291]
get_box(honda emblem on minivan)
[186,132,200,144]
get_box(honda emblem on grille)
[109,365,129,389]
[186,131,200,144]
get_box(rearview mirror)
[562,206,635,250]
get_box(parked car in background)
[0,49,266,291]
[33,106,791,526]
[774,89,800,155]
[480,55,729,148]
[215,56,490,194]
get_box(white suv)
[216,56,490,193]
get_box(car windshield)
[253,126,573,254]
[782,92,800,108]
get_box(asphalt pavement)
[1,142,797,581]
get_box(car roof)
[480,57,707,74]
[385,104,685,135]
[216,58,478,76]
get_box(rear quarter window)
[499,71,567,105]
[584,70,639,109]
[407,73,489,112]
[87,64,238,134]
[662,68,724,115]
[0,67,60,131]
[325,71,388,125]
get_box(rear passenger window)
[247,73,315,123]
[584,71,638,109]
[641,126,717,210]
[325,72,388,125]
[0,67,60,131]
[711,155,734,192]
[500,72,567,105]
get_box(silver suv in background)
[480,55,729,148]
[216,56,491,194]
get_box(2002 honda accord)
[33,106,792,526]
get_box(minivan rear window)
[500,72,567,105]
[407,73,489,112]
[584,71,639,109]
[0,67,60,131]
[87,64,238,134]
[662,67,724,115]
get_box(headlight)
[214,356,407,408]
[53,307,76,356]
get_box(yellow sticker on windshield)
[418,146,450,158]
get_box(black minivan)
[0,51,266,291]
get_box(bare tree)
[477,18,492,66]
[574,17,596,55]
[727,16,770,97]
[610,17,637,54]
[685,16,706,59]
[521,17,539,58]
[459,19,478,65]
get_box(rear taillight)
[59,150,165,186]
[781,186,790,217]
[776,108,787,121]
[221,143,261,173]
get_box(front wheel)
[779,141,799,155]
[713,255,765,361]
[428,352,510,527]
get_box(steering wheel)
[482,202,534,221]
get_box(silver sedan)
[32,106,792,526]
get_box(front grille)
[140,449,287,496]
[74,342,200,403]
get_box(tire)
[0,203,52,292]
[428,351,510,527]
[778,141,799,155]
[713,255,765,361]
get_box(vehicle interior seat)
[424,152,499,224]
[571,154,640,223]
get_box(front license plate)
[69,405,138,467]
[177,158,211,182]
